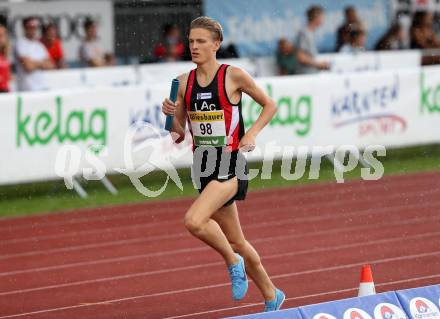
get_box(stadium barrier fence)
[225,284,440,319]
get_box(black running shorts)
[192,147,248,206]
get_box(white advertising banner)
[243,69,421,161]
[418,66,440,138]
[1,66,440,185]
[1,1,114,62]
[83,65,140,88]
[319,50,421,74]
[41,68,84,91]
[0,85,193,185]
[246,51,421,77]
[0,88,129,184]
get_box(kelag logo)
[374,303,407,319]
[330,75,406,137]
[420,71,440,114]
[242,83,312,137]
[409,297,440,319]
[16,96,107,148]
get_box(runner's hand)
[162,98,178,116]
[239,133,256,152]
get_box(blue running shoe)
[227,253,248,300]
[264,288,285,312]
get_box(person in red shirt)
[153,23,185,62]
[41,23,66,69]
[0,24,10,92]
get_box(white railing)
[10,50,421,92]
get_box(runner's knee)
[183,213,204,234]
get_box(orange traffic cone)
[358,264,376,297]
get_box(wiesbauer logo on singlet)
[189,111,224,122]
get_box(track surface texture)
[1,171,439,318]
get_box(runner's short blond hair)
[190,16,223,42]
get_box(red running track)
[0,171,440,318]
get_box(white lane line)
[1,230,439,296]
[0,176,434,233]
[0,185,422,246]
[5,187,436,246]
[0,221,185,245]
[2,199,439,260]
[0,261,219,296]
[163,274,440,319]
[1,214,438,277]
[0,252,438,319]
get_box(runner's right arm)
[162,73,188,143]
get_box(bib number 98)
[199,123,212,135]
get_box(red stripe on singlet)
[185,70,195,111]
[217,64,233,137]
[231,120,240,150]
[217,64,241,150]
[184,70,196,150]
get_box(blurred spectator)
[410,11,440,49]
[336,6,365,51]
[41,23,66,69]
[339,28,367,53]
[79,18,114,67]
[104,52,116,65]
[0,24,10,92]
[276,38,297,75]
[153,24,185,62]
[15,16,53,91]
[295,5,329,74]
[375,23,405,51]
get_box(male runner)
[162,16,285,311]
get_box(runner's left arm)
[231,67,277,149]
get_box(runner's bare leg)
[184,177,239,266]
[212,203,277,301]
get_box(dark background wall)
[114,0,202,63]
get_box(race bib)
[188,110,227,147]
